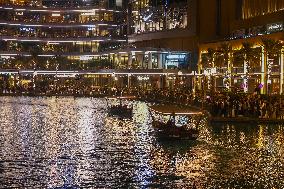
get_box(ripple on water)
[0,97,283,188]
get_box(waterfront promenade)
[1,87,284,124]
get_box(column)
[127,74,131,89]
[280,49,284,94]
[118,54,122,68]
[148,52,153,69]
[136,54,143,68]
[110,54,115,69]
[157,53,163,69]
[261,46,267,94]
[164,74,169,88]
[157,76,162,89]
[243,59,248,93]
[127,53,132,69]
[214,76,217,93]
[192,73,196,96]
[227,53,232,92]
[197,58,202,91]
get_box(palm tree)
[54,56,68,70]
[27,45,43,92]
[36,57,48,70]
[216,43,232,90]
[200,48,217,92]
[218,43,232,66]
[232,50,243,68]
[28,44,42,70]
[13,56,24,69]
[240,42,260,73]
[2,58,13,69]
[262,38,283,59]
[69,60,80,70]
[62,58,75,70]
[42,55,62,70]
[214,43,232,69]
[201,48,215,69]
[261,38,283,94]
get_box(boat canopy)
[149,104,203,115]
[106,96,137,100]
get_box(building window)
[242,0,284,19]
[130,0,188,35]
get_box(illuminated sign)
[137,76,150,81]
[20,27,34,32]
[267,22,283,33]
[166,54,187,60]
[80,56,93,60]
[87,27,96,31]
[52,13,61,17]
[143,13,153,22]
[81,12,96,16]
[15,12,23,15]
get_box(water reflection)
[0,97,283,188]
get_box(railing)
[0,20,119,27]
[0,5,123,12]
[0,35,127,42]
[216,67,228,74]
[232,67,244,74]
[271,66,280,73]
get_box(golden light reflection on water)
[0,97,284,188]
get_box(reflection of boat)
[109,105,133,118]
[156,136,198,154]
[106,96,136,119]
[149,104,204,140]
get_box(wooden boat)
[149,104,204,140]
[106,96,136,119]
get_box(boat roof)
[149,104,203,115]
[106,96,137,100]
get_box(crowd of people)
[135,88,284,119]
[206,93,281,119]
[0,84,283,119]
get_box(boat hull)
[152,121,199,140]
[108,106,133,119]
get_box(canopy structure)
[106,96,137,100]
[149,104,203,115]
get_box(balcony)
[0,26,124,40]
[0,35,127,43]
[0,20,120,28]
[0,5,122,13]
[0,5,126,24]
[129,28,194,43]
[0,51,101,56]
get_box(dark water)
[0,97,283,189]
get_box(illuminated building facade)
[0,0,283,93]
[127,0,197,73]
[241,0,284,20]
[198,0,284,95]
[0,0,194,91]
[128,0,196,48]
[0,0,127,67]
[129,0,188,35]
